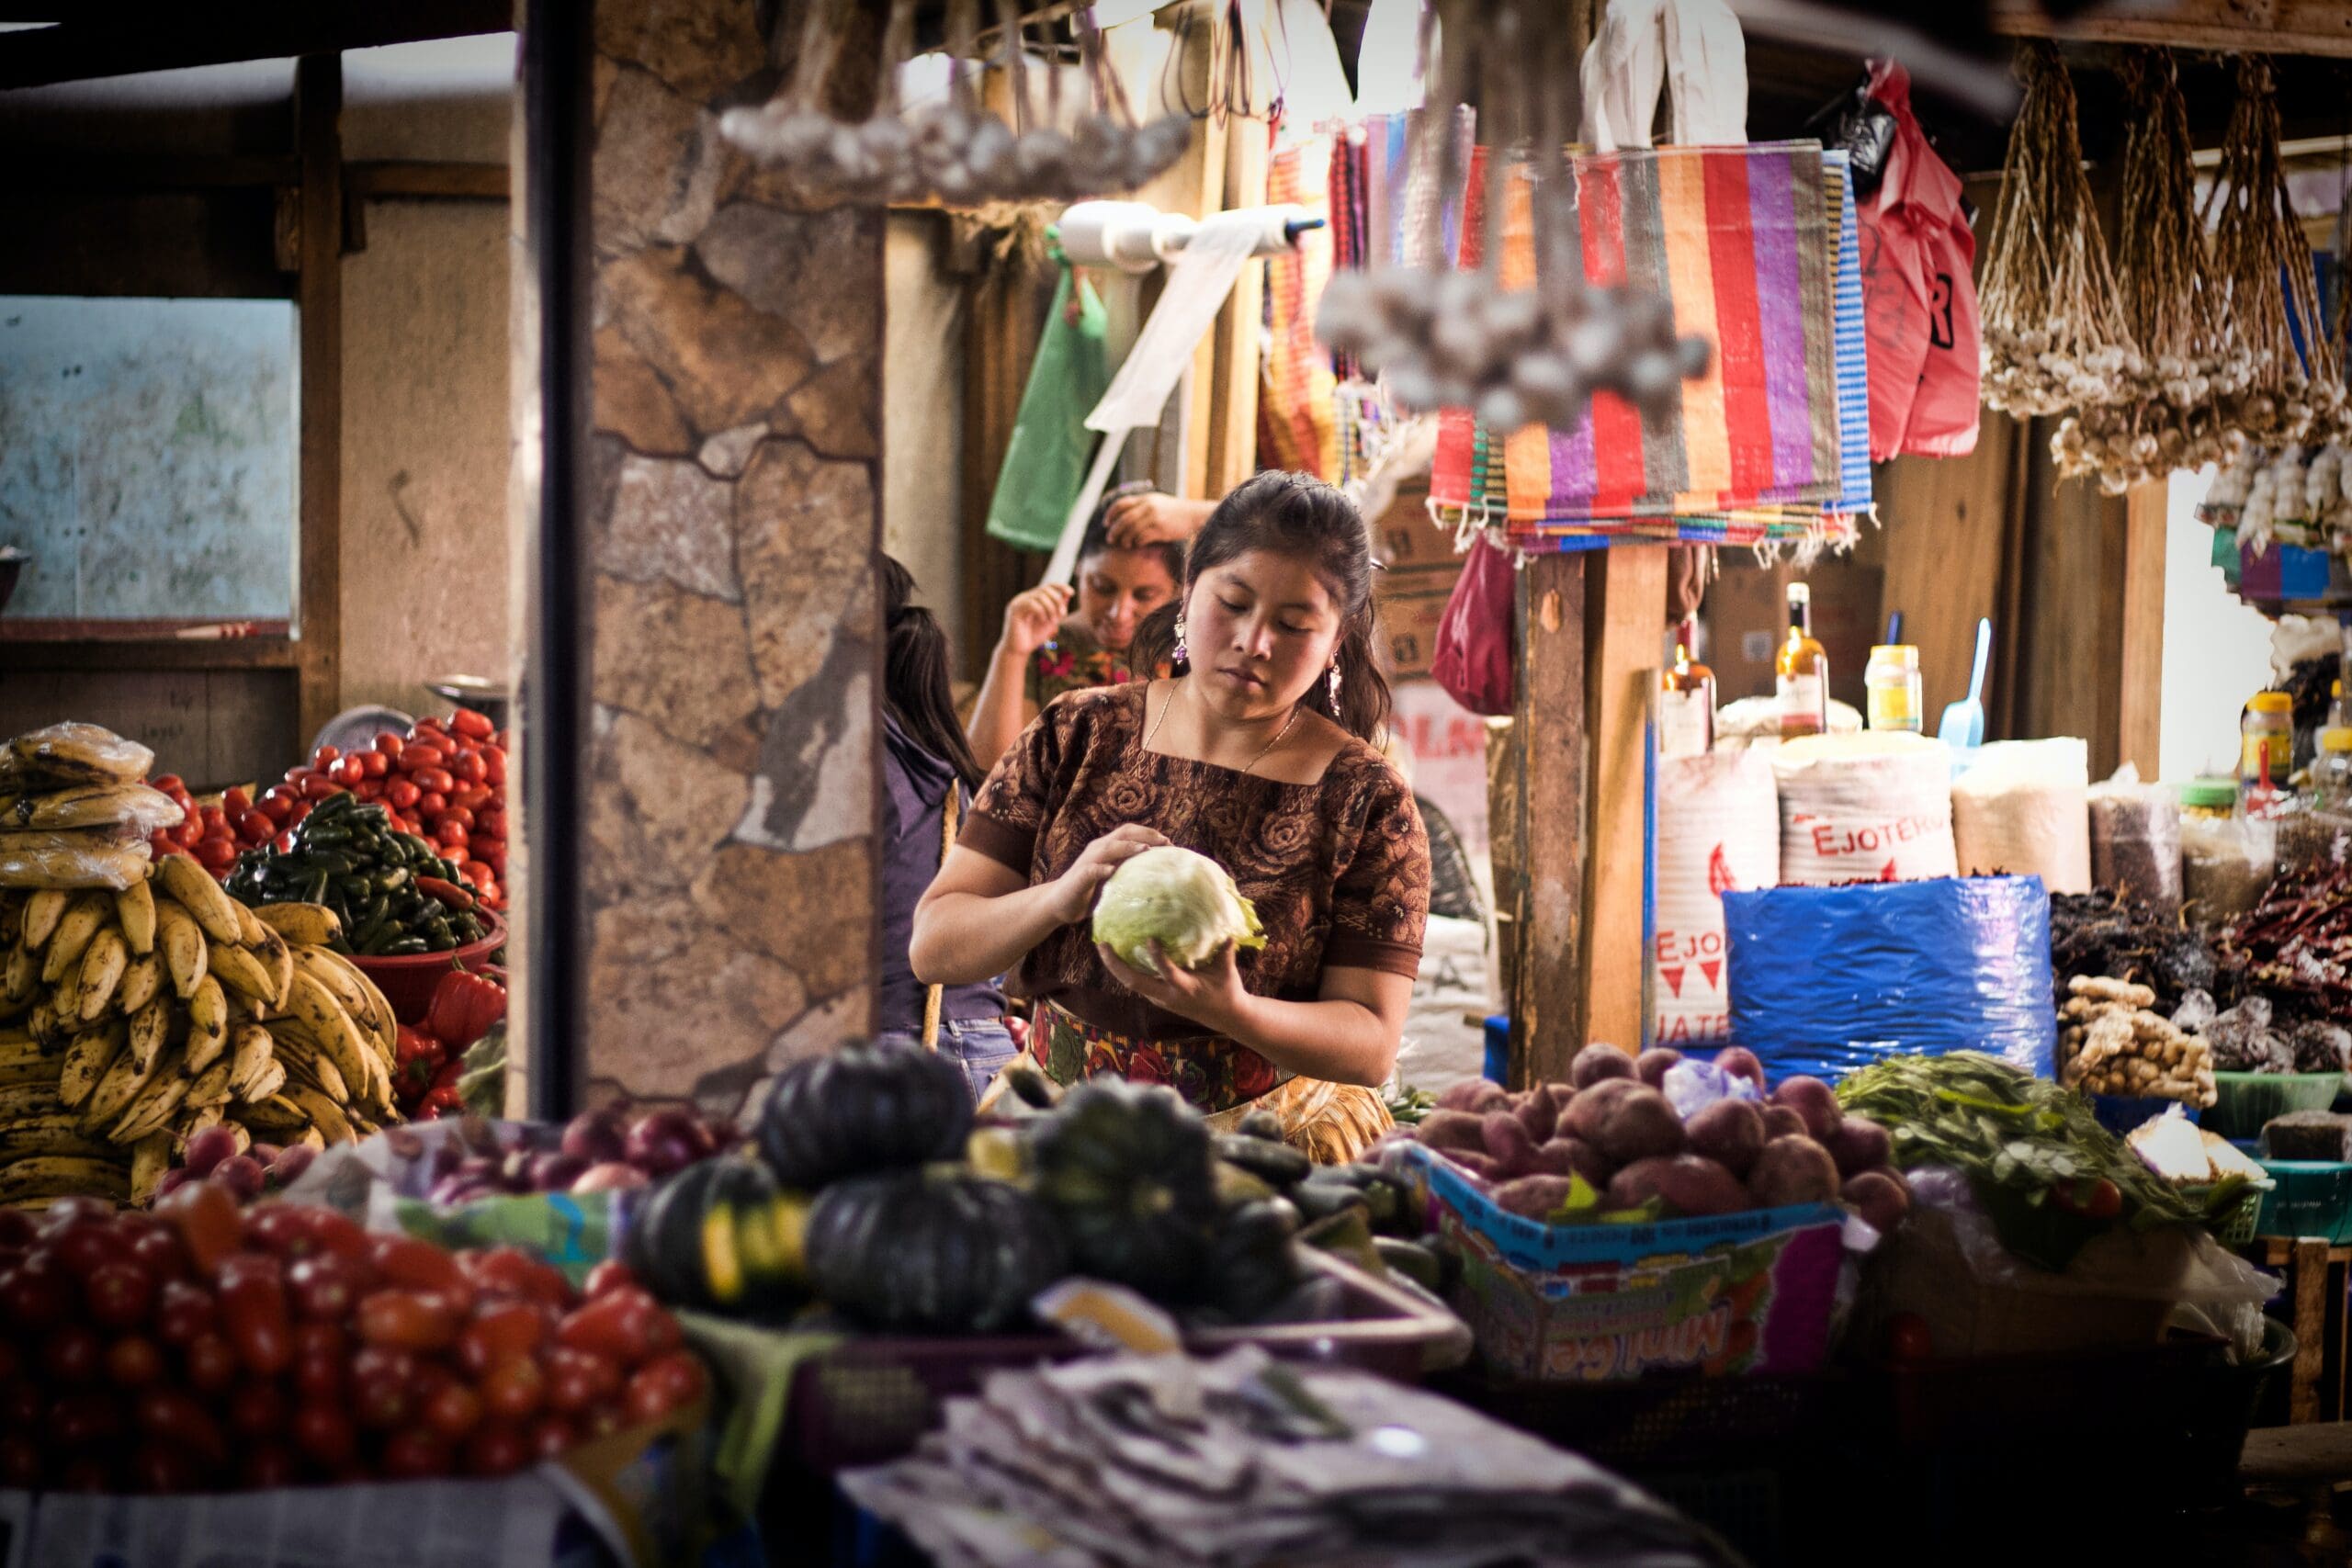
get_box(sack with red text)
[1770,732,1956,886]
[1654,750,1779,1047]
[1722,874,2057,1081]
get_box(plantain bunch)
[0,853,401,1208]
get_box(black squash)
[1205,1198,1306,1323]
[756,1038,974,1190]
[1028,1080,1220,1298]
[805,1168,1067,1333]
[627,1155,809,1317]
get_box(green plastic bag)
[986,263,1109,552]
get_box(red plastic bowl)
[347,908,506,1025]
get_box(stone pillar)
[574,0,880,1111]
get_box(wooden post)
[1510,552,1587,1088]
[2117,480,2167,776]
[1582,546,1668,1053]
[1204,118,1270,496]
[294,54,343,752]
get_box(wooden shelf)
[1990,0,2352,60]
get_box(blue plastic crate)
[2253,1160,2352,1243]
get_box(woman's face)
[1076,547,1178,653]
[1187,548,1344,722]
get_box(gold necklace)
[1144,678,1299,777]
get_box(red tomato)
[462,1246,565,1306]
[313,745,341,766]
[299,1206,373,1263]
[459,1300,544,1375]
[418,790,448,818]
[181,1331,237,1395]
[238,809,277,842]
[240,1443,300,1491]
[382,1427,452,1480]
[194,836,238,872]
[157,1180,243,1273]
[545,1347,621,1413]
[285,799,313,828]
[275,830,296,853]
[451,708,495,740]
[423,1379,484,1440]
[332,755,365,785]
[42,1325,104,1384]
[581,1260,639,1301]
[0,1260,71,1333]
[451,750,488,784]
[134,1388,226,1468]
[623,1351,707,1425]
[0,1378,42,1429]
[0,1434,40,1489]
[479,808,508,840]
[360,750,390,778]
[284,766,317,787]
[435,818,468,849]
[105,1335,164,1390]
[226,1380,288,1438]
[300,773,341,801]
[434,806,476,835]
[223,786,253,817]
[48,1391,124,1448]
[377,731,406,758]
[448,784,492,814]
[480,1354,546,1422]
[464,1423,529,1478]
[127,1441,198,1494]
[387,779,422,810]
[216,1254,291,1374]
[351,1366,414,1431]
[412,767,456,795]
[357,1289,460,1352]
[293,1402,358,1472]
[529,1415,578,1461]
[126,1227,189,1284]
[401,745,445,772]
[154,1280,217,1346]
[52,1224,127,1279]
[288,1254,365,1322]
[368,1235,469,1296]
[153,774,185,795]
[199,806,229,836]
[259,791,296,824]
[84,1259,156,1328]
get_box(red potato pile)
[1407,1046,1913,1234]
[0,1186,701,1494]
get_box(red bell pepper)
[395,1025,447,1101]
[424,970,505,1050]
[419,1086,468,1119]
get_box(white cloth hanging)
[1578,0,1747,152]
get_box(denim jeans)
[873,1019,1019,1105]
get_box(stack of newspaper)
[840,1348,1735,1568]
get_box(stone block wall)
[581,0,878,1112]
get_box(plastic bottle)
[2240,692,2293,818]
[1864,645,1923,733]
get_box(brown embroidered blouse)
[960,682,1431,1043]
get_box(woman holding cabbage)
[912,471,1429,1162]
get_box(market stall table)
[2260,1237,2352,1424]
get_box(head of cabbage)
[1091,845,1266,976]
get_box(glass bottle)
[1774,583,1829,738]
[2240,691,2293,817]
[1659,620,1715,758]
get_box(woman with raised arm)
[914,472,1430,1161]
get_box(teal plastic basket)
[2205,1071,2344,1139]
[2252,1160,2352,1243]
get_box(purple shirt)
[881,714,1006,1033]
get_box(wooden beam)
[0,155,298,192]
[346,161,510,201]
[1990,0,2352,57]
[1582,546,1667,1055]
[1179,115,1231,502]
[294,54,343,754]
[1203,117,1270,496]
[0,0,511,88]
[1510,551,1587,1089]
[0,638,303,672]
[2118,480,2167,778]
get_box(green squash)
[1205,1198,1305,1323]
[756,1038,974,1190]
[628,1155,808,1317]
[805,1168,1067,1333]
[1028,1080,1220,1299]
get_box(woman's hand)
[1046,824,1169,926]
[1104,491,1207,548]
[1098,939,1250,1036]
[997,583,1072,660]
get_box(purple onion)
[561,1112,628,1166]
[529,1153,589,1193]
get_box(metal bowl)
[424,674,508,733]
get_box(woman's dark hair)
[880,555,985,794]
[1077,484,1185,587]
[1131,470,1393,744]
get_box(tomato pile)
[0,1187,702,1492]
[155,710,510,912]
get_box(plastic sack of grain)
[1951,738,2092,894]
[1654,750,1780,1046]
[2086,766,2182,908]
[1770,732,1957,885]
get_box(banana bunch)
[0,853,401,1207]
[0,722,181,893]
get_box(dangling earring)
[1327,660,1342,710]
[1171,616,1191,676]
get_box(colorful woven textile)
[1259,134,1340,479]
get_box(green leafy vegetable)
[1836,1052,2247,1270]
[1091,845,1266,976]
